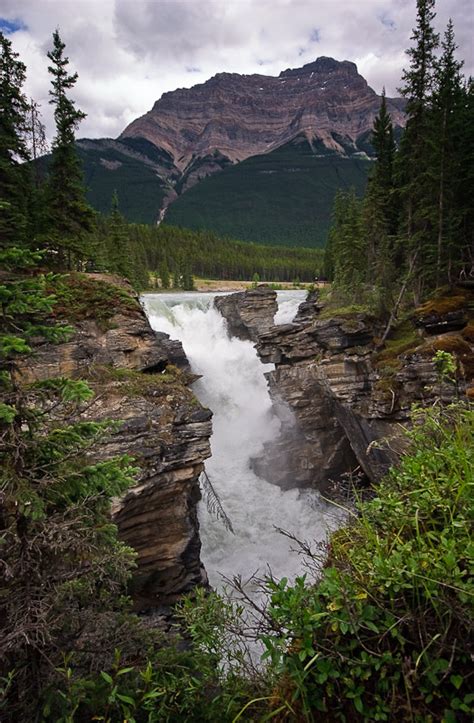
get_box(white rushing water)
[274,289,307,324]
[142,291,340,591]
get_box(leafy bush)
[257,403,474,721]
[41,589,260,723]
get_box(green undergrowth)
[259,402,474,722]
[374,319,421,369]
[319,303,372,320]
[29,402,474,722]
[86,364,194,398]
[47,273,137,327]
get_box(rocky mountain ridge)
[74,57,405,240]
[121,57,404,175]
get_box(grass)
[86,364,190,398]
[374,320,421,368]
[319,303,372,320]
[48,273,137,328]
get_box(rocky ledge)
[16,274,212,610]
[217,287,473,489]
[214,285,278,342]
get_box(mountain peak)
[279,56,358,78]
[120,57,405,174]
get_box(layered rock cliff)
[214,286,278,342]
[216,286,472,489]
[16,274,212,611]
[121,57,405,177]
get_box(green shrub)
[258,403,474,721]
[41,589,260,723]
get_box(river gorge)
[142,291,342,592]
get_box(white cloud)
[3,0,473,141]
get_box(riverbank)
[144,278,330,293]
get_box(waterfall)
[142,292,341,591]
[274,289,307,324]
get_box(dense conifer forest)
[1,2,473,720]
[324,9,473,318]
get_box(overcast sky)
[2,0,473,142]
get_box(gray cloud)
[3,0,473,141]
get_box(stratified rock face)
[216,285,472,490]
[257,293,471,485]
[85,380,212,610]
[16,277,212,610]
[214,286,278,342]
[120,57,405,176]
[214,286,357,488]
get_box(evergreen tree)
[181,260,194,290]
[429,19,465,284]
[0,32,31,247]
[456,78,474,276]
[372,89,396,197]
[45,30,95,269]
[106,190,129,275]
[396,0,439,297]
[26,98,48,180]
[159,260,170,289]
[362,91,397,300]
[326,189,365,292]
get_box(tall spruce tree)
[0,32,31,247]
[106,190,129,275]
[397,0,439,297]
[363,90,397,295]
[429,19,464,284]
[372,89,396,196]
[326,189,365,292]
[457,77,474,275]
[45,30,95,269]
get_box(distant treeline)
[93,215,324,288]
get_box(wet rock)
[214,286,278,342]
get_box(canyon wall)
[217,287,472,489]
[16,275,212,611]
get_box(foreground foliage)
[5,396,471,722]
[257,403,473,721]
[0,250,138,718]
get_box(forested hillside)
[165,136,371,247]
[90,214,324,288]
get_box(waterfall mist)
[143,292,341,591]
